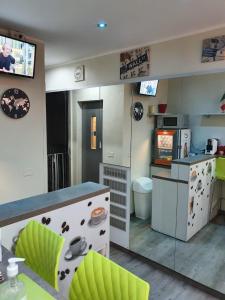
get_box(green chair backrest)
[15,220,64,291]
[216,157,225,181]
[69,250,150,300]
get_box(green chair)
[69,250,150,300]
[216,157,225,181]
[15,220,64,291]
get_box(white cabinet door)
[152,178,178,237]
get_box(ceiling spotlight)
[97,21,107,29]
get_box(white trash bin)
[133,177,152,220]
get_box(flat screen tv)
[0,34,36,78]
[139,80,159,96]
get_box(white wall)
[70,87,100,184]
[46,25,225,211]
[70,85,131,185]
[100,85,130,167]
[69,81,168,186]
[0,29,47,203]
[167,73,225,150]
[167,73,225,210]
[46,26,225,92]
[130,80,168,181]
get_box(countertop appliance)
[156,114,189,129]
[153,129,191,166]
[205,138,218,155]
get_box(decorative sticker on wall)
[202,36,225,63]
[1,88,30,119]
[120,47,150,80]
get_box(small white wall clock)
[74,65,85,82]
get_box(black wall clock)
[132,101,144,121]
[1,88,30,119]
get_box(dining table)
[0,246,60,299]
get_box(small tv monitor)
[0,34,36,78]
[139,80,159,96]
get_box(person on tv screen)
[0,43,15,73]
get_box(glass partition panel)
[173,72,225,296]
[129,80,177,269]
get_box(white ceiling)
[1,0,225,67]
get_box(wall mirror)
[128,71,225,296]
[45,71,225,296]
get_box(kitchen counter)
[0,246,59,299]
[151,155,215,182]
[0,182,110,298]
[152,155,216,241]
[151,155,216,177]
[172,154,216,165]
[0,182,109,227]
[151,163,171,169]
[152,171,188,184]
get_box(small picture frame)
[201,35,225,63]
[74,65,85,82]
[120,47,150,80]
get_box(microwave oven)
[156,114,189,129]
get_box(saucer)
[64,241,87,261]
[88,213,107,228]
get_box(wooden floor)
[130,216,225,296]
[110,246,219,300]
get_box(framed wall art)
[120,47,150,80]
[202,35,225,63]
[74,65,85,82]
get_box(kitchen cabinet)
[152,155,216,241]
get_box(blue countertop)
[0,182,109,227]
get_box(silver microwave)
[156,114,189,128]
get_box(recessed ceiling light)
[97,21,107,29]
